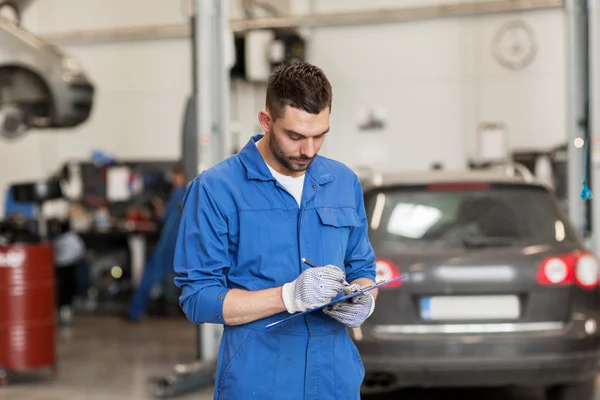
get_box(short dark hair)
[172,163,183,175]
[266,62,332,121]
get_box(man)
[174,62,377,399]
[126,164,186,321]
[49,218,87,325]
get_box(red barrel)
[0,243,56,374]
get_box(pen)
[301,258,320,268]
[301,258,364,341]
[302,258,349,285]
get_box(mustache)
[291,155,315,161]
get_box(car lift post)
[589,0,600,254]
[154,0,229,396]
[566,0,589,239]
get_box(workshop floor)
[1,315,599,400]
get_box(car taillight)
[575,254,599,288]
[375,259,402,288]
[537,252,599,289]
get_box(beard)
[268,127,315,172]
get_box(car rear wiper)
[461,236,519,248]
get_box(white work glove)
[323,283,375,328]
[282,265,346,314]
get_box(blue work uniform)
[127,185,186,320]
[174,134,377,400]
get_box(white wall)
[0,0,567,215]
[298,1,566,172]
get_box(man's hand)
[282,265,346,314]
[323,283,375,328]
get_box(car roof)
[359,169,552,192]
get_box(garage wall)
[0,0,567,215]
[293,0,567,172]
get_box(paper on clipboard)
[265,275,406,329]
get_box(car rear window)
[364,184,577,249]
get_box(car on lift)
[357,167,600,400]
[0,12,94,139]
[0,0,34,25]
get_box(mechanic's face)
[260,105,330,177]
[172,172,184,187]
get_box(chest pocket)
[316,207,361,267]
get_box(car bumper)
[356,318,600,392]
[361,351,598,391]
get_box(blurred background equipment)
[0,4,96,384]
[0,175,65,386]
[0,240,56,386]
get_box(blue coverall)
[174,134,377,400]
[127,185,186,320]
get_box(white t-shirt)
[255,141,305,207]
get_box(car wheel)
[546,378,595,400]
[0,104,28,140]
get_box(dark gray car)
[357,170,599,400]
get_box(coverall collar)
[239,134,335,185]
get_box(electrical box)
[230,29,306,82]
[246,29,276,82]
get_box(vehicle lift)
[153,0,230,397]
[567,0,600,254]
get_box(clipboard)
[265,275,406,329]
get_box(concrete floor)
[0,315,597,400]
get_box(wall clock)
[492,20,538,70]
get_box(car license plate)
[420,295,520,321]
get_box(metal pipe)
[588,0,600,253]
[231,0,564,30]
[565,0,588,237]
[195,0,215,362]
[203,0,229,361]
[214,0,230,163]
[195,0,228,363]
[39,0,564,46]
[195,0,214,175]
[183,0,199,186]
[186,0,202,361]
